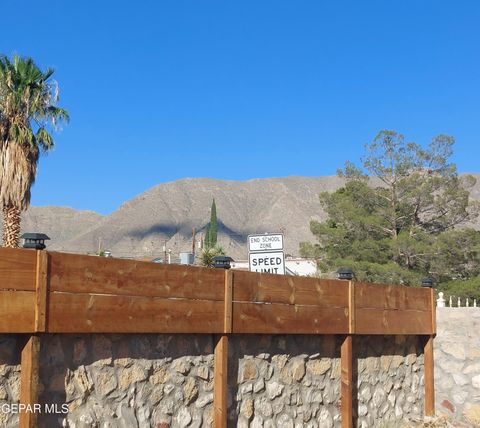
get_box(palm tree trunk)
[2,204,21,247]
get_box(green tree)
[204,198,218,250]
[0,54,68,247]
[437,276,480,302]
[300,131,480,287]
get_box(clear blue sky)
[3,1,480,214]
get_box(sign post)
[248,233,285,275]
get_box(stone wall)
[0,333,425,427]
[0,335,21,428]
[229,335,342,428]
[39,334,215,428]
[435,308,480,425]
[354,335,424,427]
[228,334,424,428]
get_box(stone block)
[441,342,466,360]
[175,407,192,427]
[266,381,284,400]
[463,403,480,425]
[306,359,331,376]
[183,377,198,405]
[150,367,170,386]
[291,358,306,382]
[240,359,258,382]
[240,398,254,420]
[119,366,147,390]
[473,374,480,389]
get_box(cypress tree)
[204,199,218,250]
[210,199,217,247]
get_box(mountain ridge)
[8,174,480,260]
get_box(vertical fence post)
[19,336,40,428]
[20,250,48,428]
[214,270,233,427]
[341,280,355,428]
[424,336,435,416]
[34,250,49,333]
[424,287,436,416]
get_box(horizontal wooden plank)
[49,252,224,300]
[0,248,36,291]
[233,302,349,334]
[232,270,349,307]
[355,308,433,335]
[355,282,431,311]
[48,292,224,333]
[0,291,35,332]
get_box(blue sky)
[3,1,480,214]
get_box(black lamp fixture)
[337,267,354,281]
[421,278,433,288]
[20,233,50,250]
[213,256,234,269]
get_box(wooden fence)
[0,248,436,428]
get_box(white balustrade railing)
[438,291,477,308]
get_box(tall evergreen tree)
[209,198,217,247]
[300,131,480,290]
[204,199,218,250]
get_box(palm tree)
[0,54,68,247]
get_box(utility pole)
[163,240,167,264]
[192,228,196,259]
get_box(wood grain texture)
[49,252,224,300]
[19,335,40,428]
[213,335,228,428]
[48,292,224,333]
[348,281,355,334]
[430,288,437,335]
[356,308,433,335]
[233,270,349,307]
[224,270,233,333]
[424,335,435,416]
[341,335,353,428]
[355,282,431,311]
[233,302,349,334]
[34,251,49,332]
[0,291,35,332]
[0,248,36,291]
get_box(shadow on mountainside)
[126,223,179,240]
[126,220,250,245]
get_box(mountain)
[11,207,104,247]
[10,174,480,260]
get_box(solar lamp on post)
[20,233,50,250]
[337,267,354,281]
[421,278,433,288]
[213,256,234,269]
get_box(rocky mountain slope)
[8,174,480,260]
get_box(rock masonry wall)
[0,335,21,428]
[0,333,425,427]
[229,335,342,428]
[354,335,424,428]
[39,334,215,428]
[435,308,480,425]
[228,334,424,428]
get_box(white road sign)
[249,251,285,275]
[248,233,284,252]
